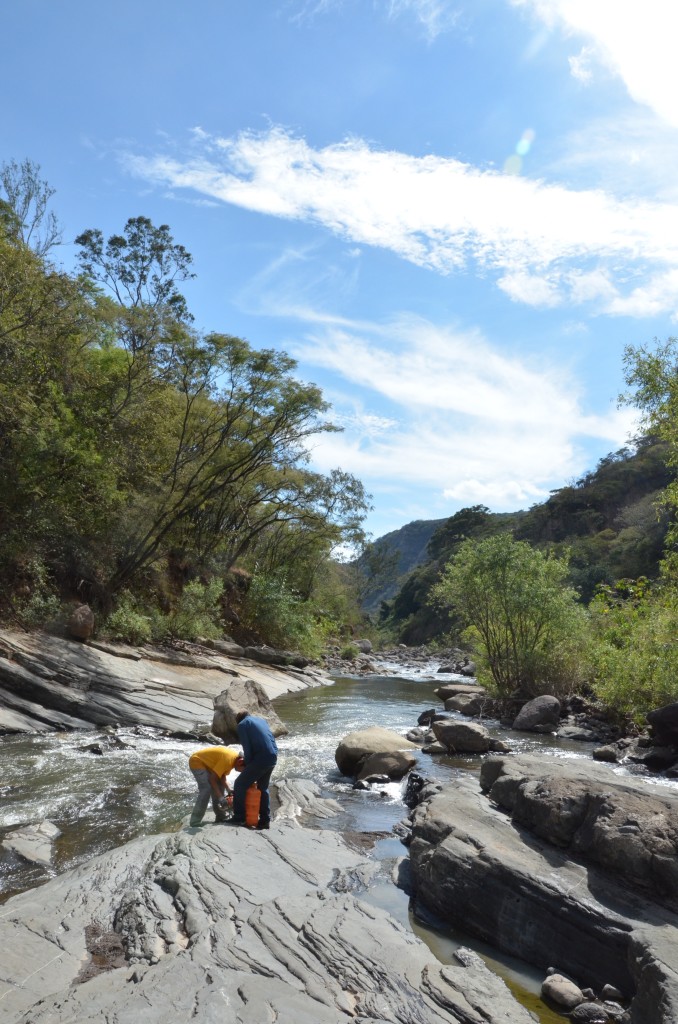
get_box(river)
[1,662,661,1021]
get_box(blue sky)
[4,0,678,539]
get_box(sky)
[4,0,678,540]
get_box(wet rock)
[422,741,448,754]
[3,819,60,867]
[444,693,487,716]
[356,750,417,781]
[570,1002,609,1023]
[512,695,561,733]
[593,745,619,763]
[418,708,449,726]
[335,726,418,778]
[434,683,484,702]
[432,719,490,753]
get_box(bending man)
[188,745,244,827]
[231,711,278,829]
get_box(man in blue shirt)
[230,711,278,829]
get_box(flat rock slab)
[2,819,60,867]
[0,629,330,735]
[0,817,534,1024]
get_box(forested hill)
[368,435,673,644]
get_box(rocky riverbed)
[0,780,535,1024]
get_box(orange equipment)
[244,783,261,828]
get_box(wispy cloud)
[123,127,678,317]
[286,312,638,510]
[289,0,461,39]
[512,0,678,129]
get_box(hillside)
[367,436,673,644]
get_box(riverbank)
[0,628,330,735]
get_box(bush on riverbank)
[432,534,592,699]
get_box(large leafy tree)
[432,533,590,697]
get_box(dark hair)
[235,711,250,724]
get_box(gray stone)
[2,819,60,867]
[356,749,417,781]
[0,801,534,1024]
[541,973,584,1008]
[444,693,487,716]
[432,719,490,753]
[435,683,485,702]
[0,629,328,735]
[593,744,619,763]
[212,677,288,742]
[570,1003,609,1023]
[408,759,678,1024]
[335,726,418,777]
[67,604,95,641]
[512,694,561,733]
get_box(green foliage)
[340,643,360,660]
[432,534,591,698]
[12,559,62,629]
[240,571,326,658]
[103,592,152,646]
[590,579,678,722]
[152,579,224,642]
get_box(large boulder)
[335,726,419,778]
[435,683,485,702]
[2,820,60,867]
[212,677,288,742]
[444,693,487,716]
[356,750,417,781]
[67,604,95,641]
[432,719,490,753]
[512,694,561,733]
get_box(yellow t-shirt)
[189,746,240,777]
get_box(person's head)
[235,711,250,724]
[234,755,245,772]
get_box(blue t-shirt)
[237,714,278,763]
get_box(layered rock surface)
[408,755,678,1024]
[0,629,330,735]
[0,783,534,1024]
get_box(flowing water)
[1,663,661,1021]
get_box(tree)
[432,533,590,697]
[0,159,61,257]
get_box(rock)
[408,770,678,1024]
[244,644,310,668]
[458,661,476,676]
[647,703,678,745]
[541,973,585,1008]
[418,708,449,726]
[67,604,95,641]
[601,983,624,1001]
[432,719,490,753]
[335,726,419,778]
[0,628,329,735]
[628,746,678,772]
[406,727,427,743]
[355,638,373,654]
[435,683,484,702]
[356,750,417,781]
[512,695,561,733]
[593,745,619,763]
[570,1003,609,1023]
[557,725,597,741]
[203,638,245,657]
[444,693,487,716]
[211,677,288,742]
[3,819,60,867]
[479,754,678,907]
[0,814,535,1024]
[487,738,511,753]
[422,741,448,754]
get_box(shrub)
[152,579,224,642]
[241,571,325,658]
[340,643,360,660]
[13,559,62,629]
[590,580,678,722]
[103,592,152,646]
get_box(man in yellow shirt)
[188,746,244,827]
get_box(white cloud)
[385,0,462,40]
[512,0,678,129]
[124,127,678,318]
[568,45,595,84]
[285,312,638,511]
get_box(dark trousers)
[233,758,276,825]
